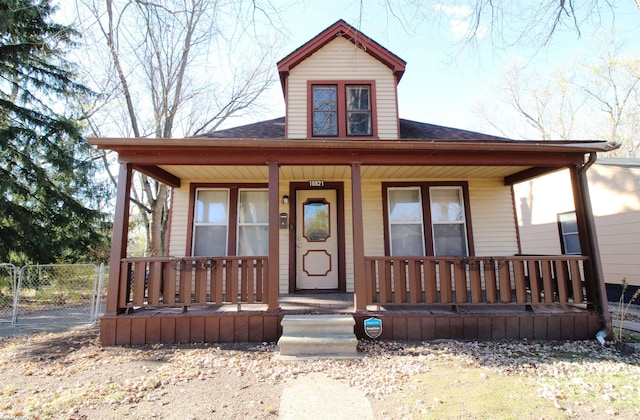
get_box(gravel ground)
[1,324,639,419]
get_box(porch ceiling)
[157,164,532,181]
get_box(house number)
[309,180,324,187]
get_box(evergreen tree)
[0,0,110,264]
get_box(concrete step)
[277,314,358,358]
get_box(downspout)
[578,153,611,344]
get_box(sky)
[232,0,640,138]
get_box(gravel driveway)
[1,325,639,419]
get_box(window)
[237,190,269,255]
[385,184,471,257]
[310,81,374,137]
[192,187,268,256]
[429,187,468,256]
[312,86,338,136]
[346,86,371,135]
[388,188,425,256]
[558,211,581,255]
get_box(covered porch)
[91,137,615,346]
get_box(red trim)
[277,19,406,93]
[307,80,378,138]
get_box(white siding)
[286,37,399,139]
[467,179,519,256]
[168,184,190,256]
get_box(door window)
[303,199,330,241]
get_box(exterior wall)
[513,164,640,287]
[169,174,521,294]
[169,184,190,256]
[286,37,399,139]
[467,179,519,256]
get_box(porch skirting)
[99,305,603,346]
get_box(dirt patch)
[1,327,640,419]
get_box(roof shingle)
[194,117,509,141]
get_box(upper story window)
[310,81,375,137]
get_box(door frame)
[287,181,346,293]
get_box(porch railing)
[364,256,589,306]
[117,256,268,311]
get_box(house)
[90,20,618,346]
[514,159,640,303]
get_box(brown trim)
[185,182,268,256]
[268,162,280,311]
[165,187,175,255]
[106,163,132,315]
[351,163,367,310]
[504,166,564,185]
[134,165,181,187]
[92,144,603,169]
[307,80,378,138]
[382,181,475,257]
[227,188,239,256]
[301,250,333,276]
[510,185,522,254]
[288,182,346,293]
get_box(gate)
[13,264,105,325]
[0,264,17,323]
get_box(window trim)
[382,182,475,256]
[557,211,581,255]
[307,80,378,138]
[186,183,268,256]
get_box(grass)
[402,362,564,419]
[613,278,640,342]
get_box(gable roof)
[194,117,509,141]
[277,19,406,92]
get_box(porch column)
[267,162,280,311]
[106,162,132,315]
[570,157,610,329]
[351,162,367,311]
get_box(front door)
[296,189,339,290]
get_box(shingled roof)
[193,117,509,141]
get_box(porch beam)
[134,165,181,187]
[106,162,132,315]
[351,162,367,311]
[570,157,610,334]
[267,162,280,311]
[504,166,563,185]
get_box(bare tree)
[74,0,284,255]
[580,42,640,158]
[478,40,640,158]
[477,61,586,140]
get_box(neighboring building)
[514,159,640,302]
[90,20,617,346]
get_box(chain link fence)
[0,264,18,323]
[10,263,106,326]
